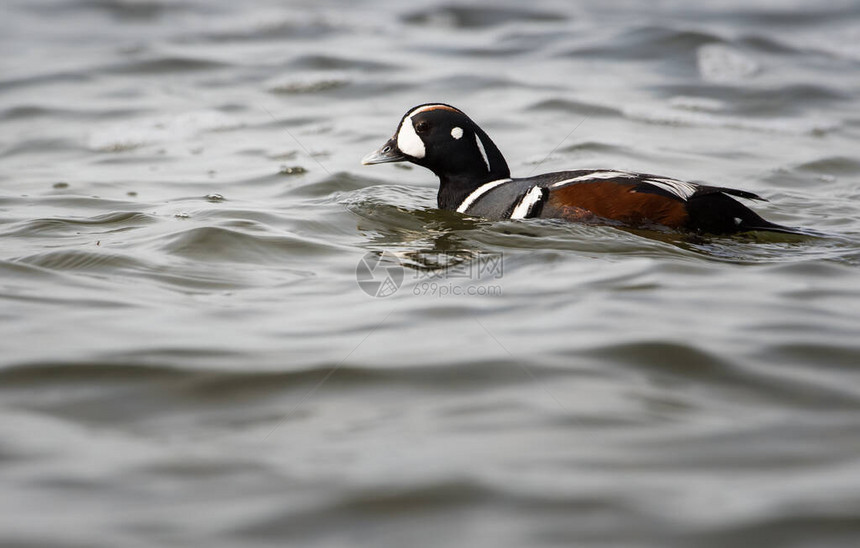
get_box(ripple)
[267,55,396,95]
[35,0,196,20]
[3,2,860,546]
[527,98,621,117]
[563,26,721,61]
[235,480,494,540]
[738,33,807,55]
[201,17,338,42]
[764,342,860,369]
[16,249,146,272]
[285,54,394,73]
[101,56,229,75]
[558,141,645,161]
[795,156,860,176]
[583,339,860,410]
[269,75,409,98]
[267,73,351,95]
[714,4,860,27]
[581,340,733,376]
[87,110,242,151]
[403,5,566,29]
[0,359,564,429]
[286,172,387,199]
[623,103,840,136]
[697,43,760,83]
[2,212,155,238]
[0,105,145,122]
[694,513,860,548]
[157,226,335,262]
[0,70,91,92]
[0,137,85,158]
[423,73,517,93]
[652,83,850,116]
[0,259,62,283]
[0,362,187,385]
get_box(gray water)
[3,1,860,546]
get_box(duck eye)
[415,120,430,133]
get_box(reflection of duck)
[363,103,797,235]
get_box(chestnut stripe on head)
[407,104,462,117]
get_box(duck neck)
[437,172,508,210]
[436,127,510,210]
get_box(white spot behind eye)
[451,126,463,139]
[397,115,425,159]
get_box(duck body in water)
[362,103,797,235]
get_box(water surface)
[2,1,860,547]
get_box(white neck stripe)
[475,132,491,172]
[456,178,512,213]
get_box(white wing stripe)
[641,178,698,200]
[456,178,512,213]
[549,170,636,188]
[546,171,699,201]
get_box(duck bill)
[361,138,407,165]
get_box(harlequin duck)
[362,103,796,234]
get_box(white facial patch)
[475,132,491,172]
[451,126,463,139]
[397,116,425,159]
